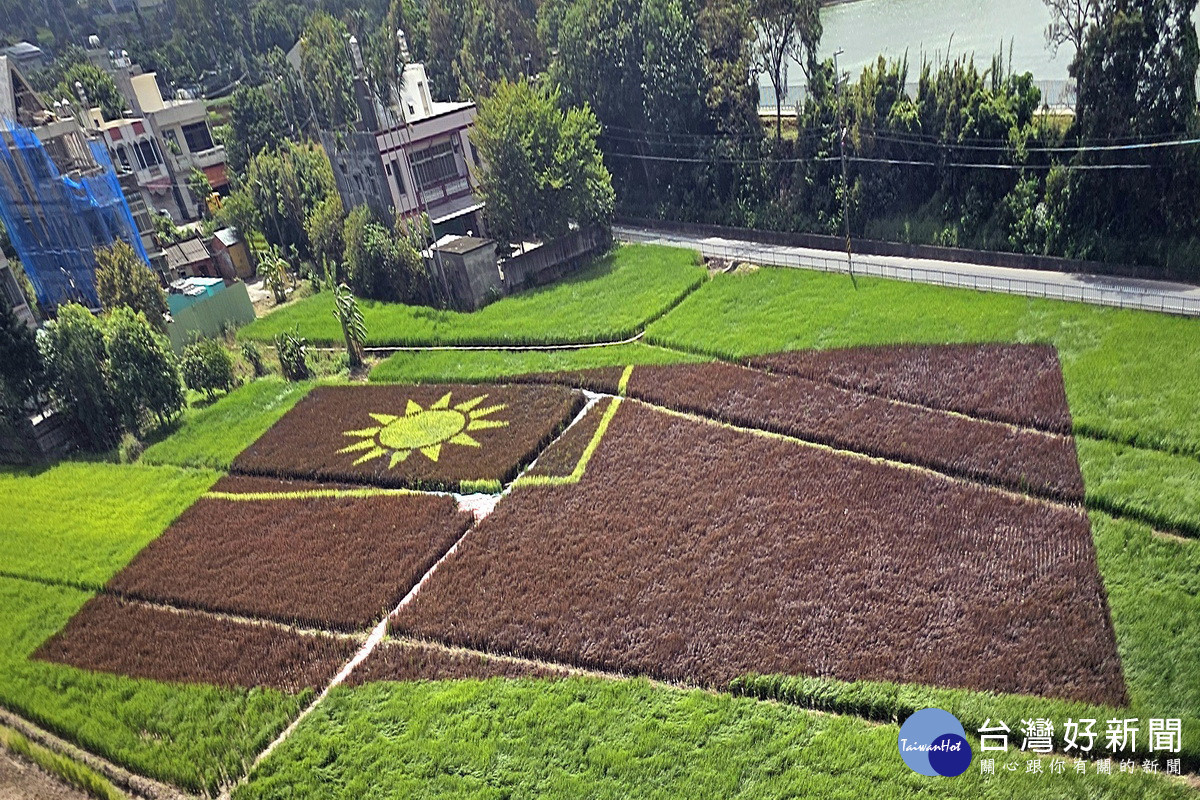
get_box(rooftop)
[162,237,213,269]
[437,235,494,255]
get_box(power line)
[600,148,1156,170]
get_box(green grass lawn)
[0,576,306,795]
[369,342,702,383]
[236,679,1194,799]
[141,379,312,470]
[0,463,218,589]
[645,267,1200,457]
[1078,439,1200,537]
[239,245,706,347]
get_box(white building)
[320,54,485,237]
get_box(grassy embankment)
[240,244,706,347]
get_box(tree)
[300,12,359,131]
[333,283,367,367]
[342,207,431,302]
[698,0,761,135]
[306,195,347,280]
[227,84,289,174]
[38,304,120,450]
[1069,0,1200,242]
[245,141,338,259]
[106,307,184,433]
[1043,0,1102,57]
[473,80,614,244]
[186,168,213,218]
[0,292,42,427]
[257,246,293,305]
[33,53,126,120]
[180,338,237,400]
[754,0,822,139]
[454,0,541,97]
[95,241,169,333]
[274,330,311,381]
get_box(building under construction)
[0,55,149,309]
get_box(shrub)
[240,340,268,377]
[181,339,237,400]
[274,330,311,381]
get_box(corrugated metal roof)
[162,237,212,269]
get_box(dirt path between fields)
[0,747,95,800]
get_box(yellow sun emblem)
[338,392,508,467]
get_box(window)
[471,141,481,168]
[181,121,214,154]
[137,140,160,167]
[390,159,406,197]
[409,140,459,189]
[115,144,130,169]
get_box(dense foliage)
[94,241,168,334]
[181,337,238,400]
[473,80,614,244]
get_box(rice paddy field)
[3,242,1199,799]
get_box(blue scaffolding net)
[0,119,149,309]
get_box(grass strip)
[207,488,420,501]
[368,342,703,384]
[0,576,307,794]
[242,244,706,347]
[235,679,1194,799]
[644,263,1200,458]
[1078,438,1200,538]
[0,725,126,800]
[729,674,1200,773]
[0,463,220,590]
[141,379,312,470]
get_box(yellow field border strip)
[205,488,420,501]
[513,397,624,488]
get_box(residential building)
[87,49,229,221]
[0,56,150,308]
[317,40,485,238]
[1,42,46,73]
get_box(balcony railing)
[419,175,470,206]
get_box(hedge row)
[393,402,1124,705]
[749,343,1072,434]
[34,596,357,692]
[107,493,472,631]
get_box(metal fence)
[617,228,1200,317]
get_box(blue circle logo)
[898,708,973,777]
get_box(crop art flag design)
[339,392,509,466]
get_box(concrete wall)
[322,130,394,220]
[166,281,256,351]
[502,226,612,293]
[436,243,502,311]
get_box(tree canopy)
[472,79,614,245]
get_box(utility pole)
[833,48,856,289]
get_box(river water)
[759,0,1200,108]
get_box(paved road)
[615,225,1200,317]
